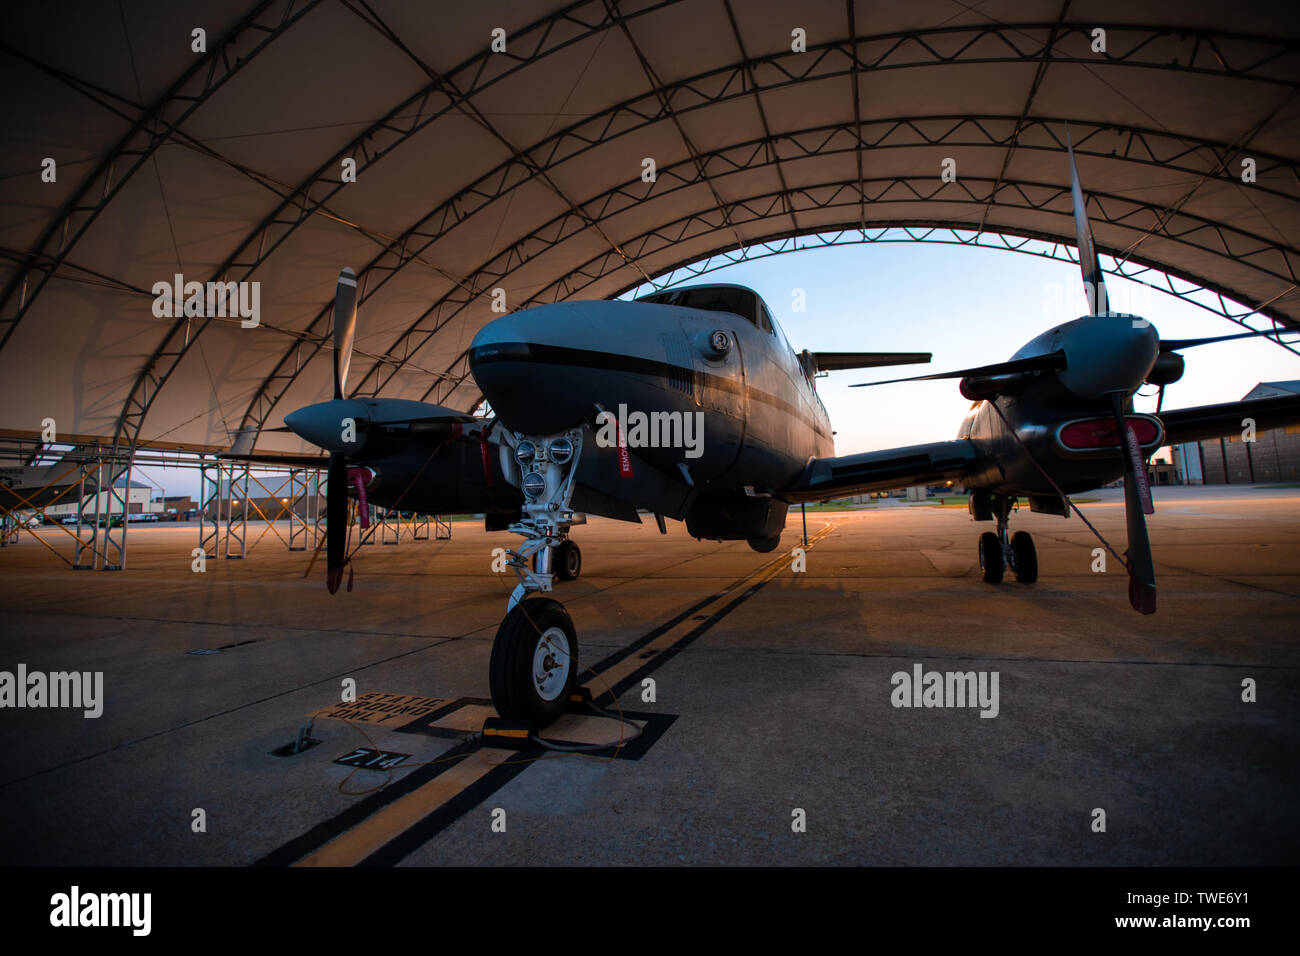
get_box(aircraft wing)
[810,351,932,372]
[1158,393,1300,446]
[783,439,982,503]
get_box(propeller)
[1109,392,1157,613]
[1067,125,1108,317]
[334,267,358,400]
[292,267,479,592]
[327,267,358,594]
[1066,127,1157,613]
[1159,328,1295,352]
[847,129,1295,615]
[1063,127,1164,613]
[849,351,1067,389]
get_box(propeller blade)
[1160,328,1296,352]
[1066,125,1108,316]
[326,452,347,594]
[333,267,358,401]
[850,350,1066,388]
[1109,393,1156,614]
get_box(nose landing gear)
[489,597,578,725]
[490,428,585,723]
[973,492,1037,585]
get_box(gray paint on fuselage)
[470,297,833,502]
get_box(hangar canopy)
[2,0,1298,454]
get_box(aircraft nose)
[283,398,369,453]
[469,300,664,434]
[1057,315,1160,400]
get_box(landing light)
[548,437,574,464]
[522,472,546,499]
[515,440,536,465]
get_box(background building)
[1198,382,1300,484]
[44,477,157,518]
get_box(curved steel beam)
[414,188,1300,406]
[505,180,1300,324]
[233,114,1300,437]
[371,172,1300,406]
[110,0,674,452]
[630,227,1300,342]
[111,17,1300,449]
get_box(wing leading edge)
[783,439,982,504]
[1156,393,1300,446]
[783,392,1300,505]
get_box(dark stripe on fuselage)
[469,342,832,441]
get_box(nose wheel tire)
[555,540,582,581]
[1010,531,1038,583]
[978,531,1004,583]
[489,596,578,726]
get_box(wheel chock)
[481,717,536,749]
[565,685,594,711]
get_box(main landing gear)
[972,492,1037,585]
[490,428,585,724]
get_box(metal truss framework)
[198,461,324,559]
[0,440,438,570]
[413,167,1300,404]
[233,113,1300,435]
[637,228,1300,336]
[425,222,1300,411]
[517,179,1299,315]
[0,441,133,570]
[4,11,1296,460]
[107,0,678,460]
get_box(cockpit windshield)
[637,285,760,328]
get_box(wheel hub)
[532,627,571,701]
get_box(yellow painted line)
[580,521,836,694]
[293,748,502,867]
[292,520,838,867]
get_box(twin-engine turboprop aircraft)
[262,142,1300,726]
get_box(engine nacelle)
[1145,351,1185,386]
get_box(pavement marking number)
[335,748,411,771]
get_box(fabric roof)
[1,0,1297,453]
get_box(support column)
[224,461,249,559]
[199,458,220,559]
[100,451,131,570]
[288,468,309,551]
[382,505,400,545]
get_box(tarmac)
[0,484,1297,866]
